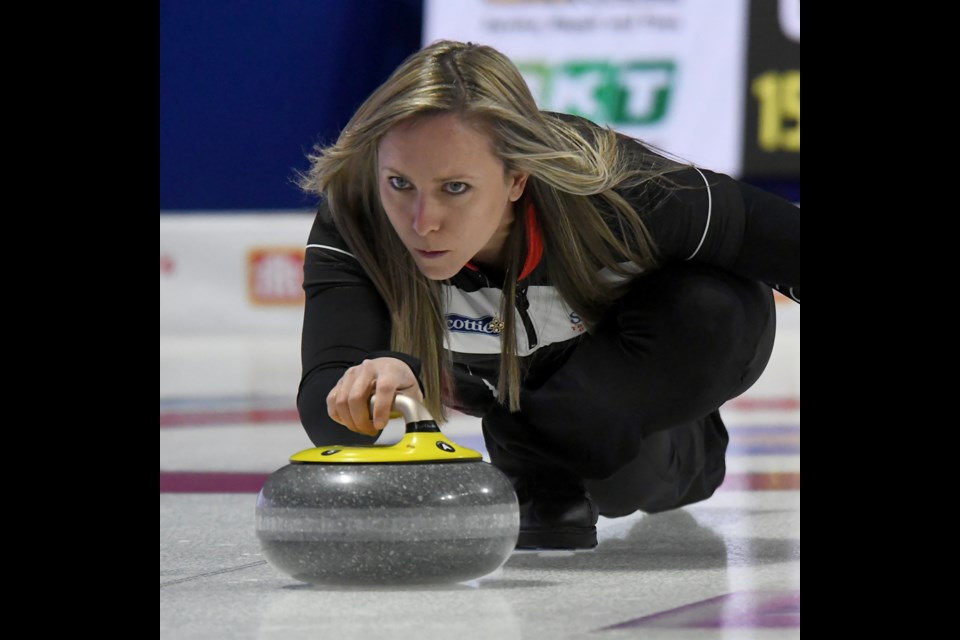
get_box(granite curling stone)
[256,394,519,585]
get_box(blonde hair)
[300,40,683,418]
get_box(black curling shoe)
[511,476,600,549]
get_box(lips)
[416,250,449,259]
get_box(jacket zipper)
[515,284,539,350]
[476,269,539,350]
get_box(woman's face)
[377,114,528,280]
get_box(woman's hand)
[326,357,424,436]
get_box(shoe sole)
[516,526,598,550]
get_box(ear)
[507,171,529,202]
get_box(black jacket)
[298,123,800,445]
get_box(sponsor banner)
[160,213,313,334]
[743,0,800,177]
[248,247,305,306]
[424,0,748,175]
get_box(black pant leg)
[585,410,729,516]
[482,263,775,490]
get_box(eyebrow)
[379,166,477,182]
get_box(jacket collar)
[456,202,543,289]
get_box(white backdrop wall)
[160,214,313,334]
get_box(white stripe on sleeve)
[306,244,357,259]
[685,167,712,260]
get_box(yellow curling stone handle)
[290,394,483,463]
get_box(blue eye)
[445,182,469,195]
[388,176,411,190]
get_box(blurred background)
[160,0,799,436]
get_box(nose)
[412,196,441,237]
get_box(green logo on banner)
[518,61,675,125]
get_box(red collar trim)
[518,202,543,281]
[465,203,543,280]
